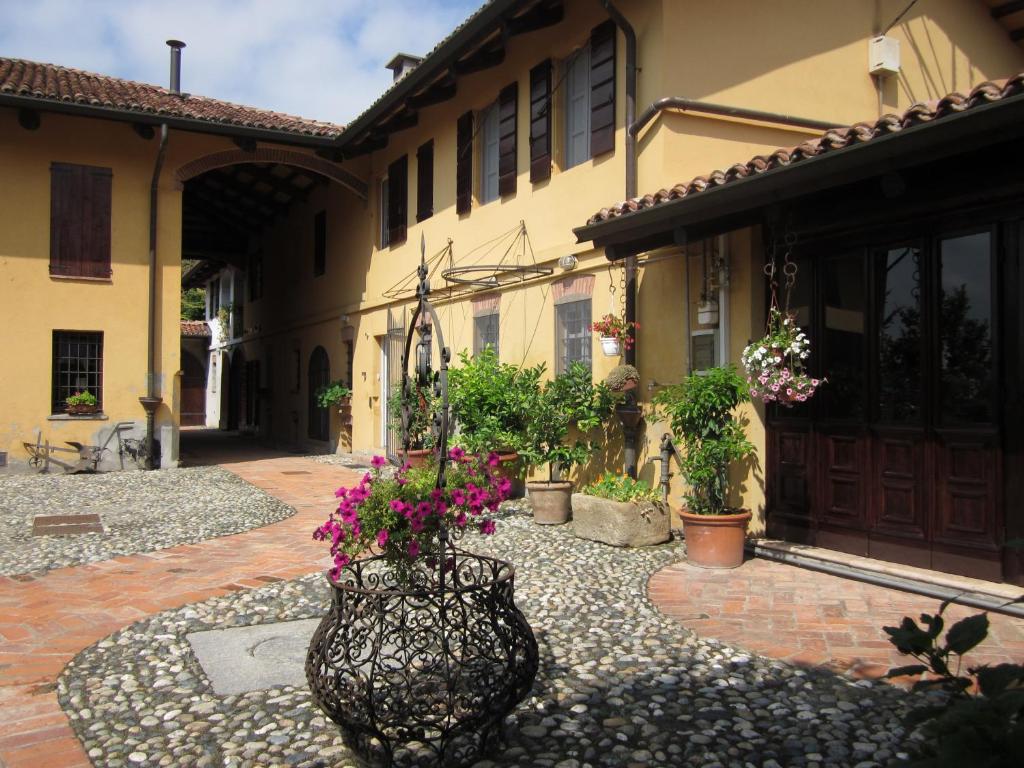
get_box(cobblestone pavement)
[58,504,923,768]
[4,441,1021,768]
[0,466,293,576]
[649,559,1024,681]
[0,455,362,768]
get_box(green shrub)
[652,365,754,515]
[521,362,615,481]
[316,380,351,409]
[65,391,98,407]
[579,474,660,502]
[387,382,438,450]
[447,348,543,455]
[883,599,1024,766]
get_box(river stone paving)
[0,467,293,576]
[58,502,919,768]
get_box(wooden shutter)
[416,140,434,222]
[387,154,408,245]
[497,82,517,197]
[589,20,617,158]
[50,163,112,278]
[529,59,552,183]
[456,111,473,215]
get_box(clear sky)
[0,0,484,125]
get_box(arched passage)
[175,148,366,200]
[308,346,331,442]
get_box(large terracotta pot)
[527,481,573,525]
[404,448,433,468]
[680,509,751,568]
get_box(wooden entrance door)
[767,227,1005,580]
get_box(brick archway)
[176,148,367,200]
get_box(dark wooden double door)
[767,222,1017,581]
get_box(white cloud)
[0,0,482,123]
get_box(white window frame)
[479,102,500,205]
[555,297,592,373]
[564,46,591,170]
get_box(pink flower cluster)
[747,368,823,405]
[313,449,510,580]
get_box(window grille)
[52,330,103,413]
[555,299,591,373]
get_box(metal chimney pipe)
[166,40,185,95]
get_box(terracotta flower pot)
[65,404,100,416]
[404,448,433,468]
[527,481,573,525]
[680,509,751,568]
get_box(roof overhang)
[0,92,339,149]
[574,90,1024,259]
[334,0,546,154]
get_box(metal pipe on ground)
[752,543,1024,619]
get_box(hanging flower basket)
[591,313,637,357]
[741,308,825,406]
[600,336,621,356]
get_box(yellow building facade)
[2,0,1022,578]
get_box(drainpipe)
[628,97,839,140]
[601,1,641,479]
[140,40,184,468]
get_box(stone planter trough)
[571,494,671,547]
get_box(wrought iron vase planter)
[306,238,539,767]
[306,550,538,766]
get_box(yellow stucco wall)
[0,109,250,465]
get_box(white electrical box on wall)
[869,35,900,77]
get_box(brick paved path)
[0,455,360,768]
[649,558,1024,680]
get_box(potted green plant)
[604,364,640,393]
[573,474,670,547]
[653,365,755,568]
[65,390,99,416]
[387,382,438,467]
[522,362,614,524]
[448,348,543,489]
[317,380,352,424]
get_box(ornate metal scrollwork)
[306,236,539,766]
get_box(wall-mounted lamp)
[557,254,578,271]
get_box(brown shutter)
[416,140,434,222]
[387,155,408,245]
[589,20,617,158]
[50,163,112,278]
[497,82,517,197]
[529,59,552,183]
[456,111,473,215]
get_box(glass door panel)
[874,245,924,424]
[820,253,867,421]
[938,232,994,424]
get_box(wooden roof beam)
[408,76,457,109]
[506,1,563,36]
[992,1,1024,19]
[454,44,505,76]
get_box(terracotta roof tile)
[0,58,343,138]
[585,73,1024,227]
[180,321,211,338]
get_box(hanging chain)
[781,231,798,314]
[619,263,626,318]
[764,225,800,326]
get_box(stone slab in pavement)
[187,618,321,695]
